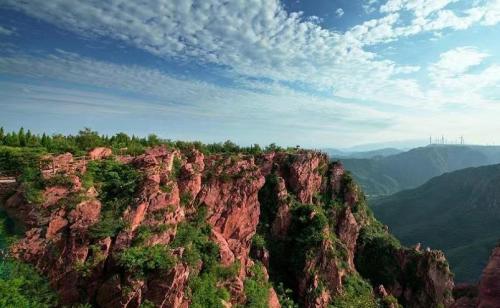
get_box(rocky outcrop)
[88,147,113,160]
[452,245,500,308]
[478,246,500,307]
[198,155,265,281]
[395,249,454,307]
[3,147,460,308]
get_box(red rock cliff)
[4,147,456,308]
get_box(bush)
[189,272,230,308]
[86,159,141,239]
[244,263,271,308]
[251,234,266,250]
[355,224,401,288]
[89,207,127,239]
[330,274,377,308]
[0,260,58,307]
[118,245,175,277]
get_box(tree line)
[0,127,292,156]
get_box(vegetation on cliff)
[0,213,58,307]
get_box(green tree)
[76,128,102,151]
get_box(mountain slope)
[342,145,500,197]
[372,164,500,282]
[323,148,403,159]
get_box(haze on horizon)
[1,0,500,148]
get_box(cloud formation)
[0,25,14,35]
[1,0,500,145]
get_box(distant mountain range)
[371,164,500,282]
[323,147,403,159]
[340,145,500,197]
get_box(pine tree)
[0,127,4,145]
[18,127,26,147]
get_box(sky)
[1,0,500,149]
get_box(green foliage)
[244,263,271,308]
[0,214,58,307]
[86,159,141,239]
[0,127,292,157]
[0,146,47,204]
[160,183,172,193]
[140,299,155,308]
[275,283,298,308]
[172,207,237,307]
[180,192,193,206]
[251,234,266,250]
[89,209,127,239]
[330,274,377,308]
[0,260,58,308]
[355,223,401,288]
[117,245,175,277]
[43,174,73,188]
[74,244,107,277]
[172,207,219,268]
[86,159,141,204]
[188,272,230,308]
[171,157,182,179]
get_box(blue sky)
[1,0,500,148]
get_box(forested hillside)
[342,145,500,197]
[372,164,500,282]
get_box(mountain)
[372,164,500,282]
[0,142,456,308]
[342,144,500,197]
[323,147,403,159]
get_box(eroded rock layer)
[5,147,455,307]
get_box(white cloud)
[429,46,489,79]
[0,0,426,107]
[381,0,458,17]
[0,51,395,146]
[426,47,500,107]
[0,25,14,36]
[1,1,500,145]
[335,8,345,18]
[363,0,379,14]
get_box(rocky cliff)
[453,245,500,308]
[4,147,455,307]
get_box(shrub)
[251,234,266,250]
[0,260,58,307]
[118,245,175,277]
[89,208,126,239]
[86,159,141,239]
[244,263,271,308]
[355,223,403,292]
[180,192,192,206]
[172,207,219,267]
[330,274,377,308]
[171,157,182,180]
[189,272,230,308]
[275,283,298,308]
[44,174,73,188]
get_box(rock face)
[479,246,500,307]
[4,147,458,308]
[88,147,113,160]
[452,245,500,308]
